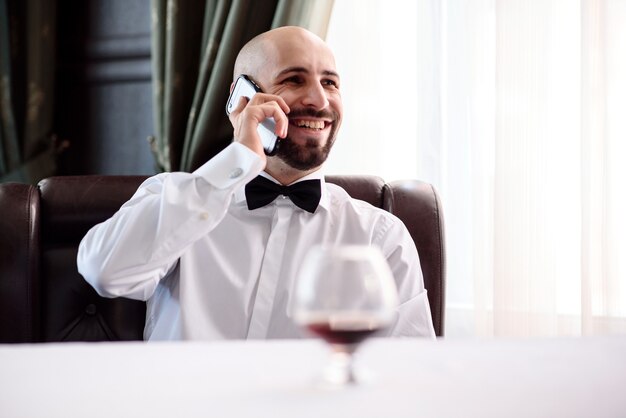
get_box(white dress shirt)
[77,142,435,340]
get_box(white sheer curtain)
[325,0,626,337]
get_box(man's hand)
[228,93,290,161]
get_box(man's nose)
[301,82,330,110]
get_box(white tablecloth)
[1,337,625,418]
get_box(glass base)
[317,343,371,388]
[324,349,357,385]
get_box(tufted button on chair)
[0,175,445,342]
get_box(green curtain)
[0,0,57,184]
[150,0,334,173]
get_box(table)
[1,337,625,418]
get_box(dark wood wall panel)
[55,0,156,176]
[87,83,155,174]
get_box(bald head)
[233,26,335,85]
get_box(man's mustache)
[288,108,338,122]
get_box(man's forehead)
[268,42,338,75]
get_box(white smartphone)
[226,74,279,155]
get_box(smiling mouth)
[290,119,330,131]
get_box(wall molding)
[83,34,152,82]
[85,34,151,60]
[85,59,152,83]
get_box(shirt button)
[229,168,243,179]
[199,212,209,220]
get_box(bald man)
[78,27,435,341]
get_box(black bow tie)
[245,176,321,213]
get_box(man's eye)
[323,79,339,88]
[283,76,303,84]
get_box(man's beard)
[275,108,340,171]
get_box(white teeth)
[295,120,325,130]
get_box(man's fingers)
[229,96,249,119]
[255,101,289,138]
[240,98,289,138]
[228,92,290,156]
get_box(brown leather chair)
[0,175,445,342]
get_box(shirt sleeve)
[376,216,437,339]
[77,142,264,301]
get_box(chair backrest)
[0,174,445,342]
[0,183,40,342]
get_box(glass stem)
[327,344,357,385]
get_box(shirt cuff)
[193,142,264,189]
